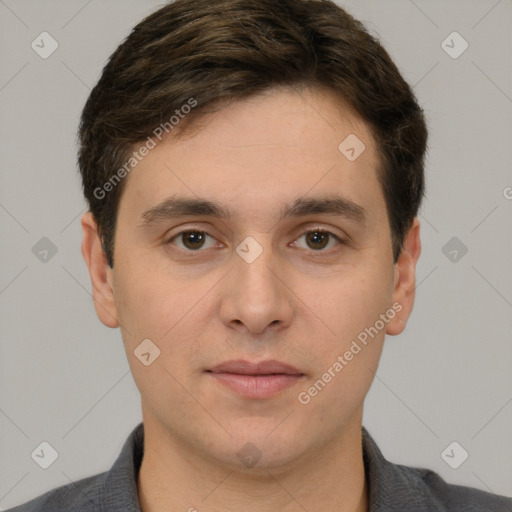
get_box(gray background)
[1,0,511,508]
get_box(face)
[82,85,420,471]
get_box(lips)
[208,359,303,376]
[206,359,304,399]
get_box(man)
[7,0,511,510]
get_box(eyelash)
[164,227,346,255]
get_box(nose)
[219,237,294,335]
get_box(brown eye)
[294,230,342,252]
[305,231,330,250]
[181,231,206,250]
[167,230,216,251]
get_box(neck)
[137,408,368,512]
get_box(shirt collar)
[361,426,437,511]
[101,422,144,511]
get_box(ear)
[386,217,421,336]
[80,211,119,328]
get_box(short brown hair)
[78,0,427,267]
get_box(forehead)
[119,85,384,226]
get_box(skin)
[81,84,421,512]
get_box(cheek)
[296,284,387,421]
[294,264,392,392]
[112,257,181,351]
[301,265,393,342]
[113,261,205,412]
[113,255,211,369]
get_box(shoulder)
[5,422,144,512]
[396,462,512,512]
[4,471,108,512]
[361,426,512,511]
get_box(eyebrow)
[138,194,367,227]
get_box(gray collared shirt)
[6,422,512,511]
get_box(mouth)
[206,359,305,399]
